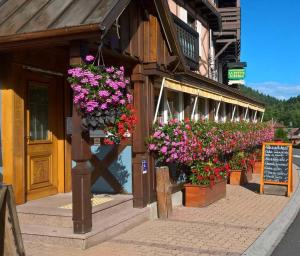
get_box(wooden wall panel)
[149,15,158,62]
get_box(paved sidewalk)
[25,174,292,256]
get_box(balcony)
[172,14,199,71]
[214,7,241,60]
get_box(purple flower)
[106,66,115,73]
[81,88,89,94]
[109,81,119,90]
[85,55,95,62]
[89,79,99,87]
[100,103,108,110]
[98,90,110,97]
[118,81,126,88]
[85,100,98,112]
[111,95,119,102]
[149,144,156,150]
[115,91,123,97]
[68,67,83,78]
[73,85,82,92]
[126,93,133,103]
[81,78,89,83]
[153,131,161,138]
[120,99,126,105]
[161,146,168,155]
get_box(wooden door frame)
[2,63,69,204]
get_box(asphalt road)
[271,148,300,256]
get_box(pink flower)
[161,146,168,155]
[127,93,133,103]
[85,55,95,62]
[106,66,114,73]
[100,103,108,110]
[81,78,89,83]
[98,90,110,97]
[149,144,156,150]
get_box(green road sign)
[228,69,246,80]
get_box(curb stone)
[242,164,300,256]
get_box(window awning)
[163,78,265,112]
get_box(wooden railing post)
[70,43,92,234]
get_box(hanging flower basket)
[67,55,136,144]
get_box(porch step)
[18,196,134,228]
[21,207,148,249]
[17,194,150,249]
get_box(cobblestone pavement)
[25,174,291,256]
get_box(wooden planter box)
[184,180,226,207]
[253,161,262,174]
[229,169,248,185]
[246,165,253,181]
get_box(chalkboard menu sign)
[260,142,293,197]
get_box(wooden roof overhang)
[0,0,131,50]
[173,0,222,31]
[144,64,265,109]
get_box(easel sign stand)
[260,142,293,197]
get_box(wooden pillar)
[132,64,149,208]
[70,43,92,234]
[209,99,215,121]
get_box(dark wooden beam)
[70,42,92,234]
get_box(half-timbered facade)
[0,0,264,209]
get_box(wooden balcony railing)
[218,7,240,39]
[172,14,199,71]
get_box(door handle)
[24,135,30,143]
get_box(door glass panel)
[28,83,49,141]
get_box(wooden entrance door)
[25,73,62,201]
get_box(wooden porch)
[17,193,149,249]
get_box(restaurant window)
[195,97,206,121]
[184,94,196,120]
[153,85,184,124]
[165,90,183,121]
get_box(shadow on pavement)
[241,182,260,194]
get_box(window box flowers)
[148,119,274,205]
[68,55,136,144]
[184,179,226,207]
[229,151,249,185]
[184,158,229,207]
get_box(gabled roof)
[0,0,131,45]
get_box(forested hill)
[240,85,300,127]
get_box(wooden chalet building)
[0,0,264,212]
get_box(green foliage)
[240,85,300,127]
[275,128,288,141]
[229,151,246,170]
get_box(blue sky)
[241,0,300,99]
